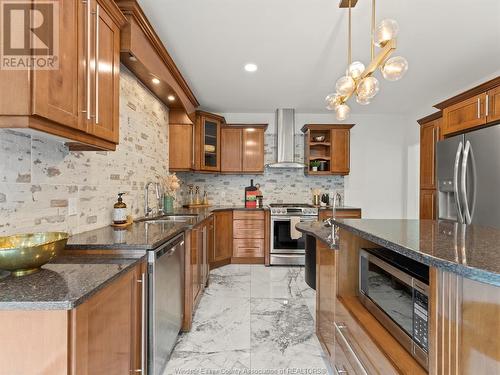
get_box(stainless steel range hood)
[267,109,306,169]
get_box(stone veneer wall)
[0,66,169,235]
[177,133,344,206]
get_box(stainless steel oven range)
[270,204,318,265]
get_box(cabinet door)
[316,240,337,360]
[31,0,82,131]
[242,128,265,173]
[221,128,242,172]
[442,94,487,136]
[420,119,440,190]
[170,124,193,171]
[191,228,201,304]
[331,128,350,175]
[213,211,233,262]
[201,116,221,171]
[72,263,142,375]
[420,189,436,220]
[487,86,500,123]
[89,0,120,143]
[233,238,264,258]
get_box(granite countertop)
[296,219,500,286]
[67,205,268,251]
[0,256,145,310]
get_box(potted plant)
[160,174,180,213]
[310,160,321,172]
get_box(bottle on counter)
[194,186,201,205]
[113,193,127,225]
[255,183,263,208]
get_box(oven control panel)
[270,207,318,216]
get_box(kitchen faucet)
[144,181,164,217]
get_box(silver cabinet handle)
[334,365,348,375]
[83,0,91,120]
[453,142,464,223]
[477,97,481,119]
[334,322,368,375]
[486,94,489,117]
[137,272,146,374]
[95,5,100,124]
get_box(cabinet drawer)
[319,209,361,221]
[333,301,399,375]
[233,238,264,258]
[233,210,265,220]
[233,220,265,239]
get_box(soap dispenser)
[113,193,127,225]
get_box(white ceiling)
[138,0,500,115]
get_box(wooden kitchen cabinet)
[420,189,437,220]
[487,85,500,123]
[302,124,354,176]
[0,0,126,151]
[232,210,266,263]
[169,110,194,171]
[220,124,267,174]
[193,111,225,172]
[434,77,500,136]
[210,210,233,268]
[418,112,442,220]
[0,260,146,375]
[442,93,487,136]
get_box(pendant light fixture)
[325,0,408,120]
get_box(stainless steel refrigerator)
[437,123,500,228]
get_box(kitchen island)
[296,219,500,375]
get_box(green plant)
[310,160,321,168]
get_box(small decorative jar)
[163,195,175,213]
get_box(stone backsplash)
[177,133,344,206]
[0,66,169,235]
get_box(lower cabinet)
[232,210,265,264]
[0,260,146,375]
[210,210,233,267]
[420,189,437,220]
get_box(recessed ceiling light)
[167,95,175,101]
[152,77,160,85]
[244,63,258,72]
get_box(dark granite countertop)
[0,256,145,310]
[296,219,500,286]
[67,205,268,251]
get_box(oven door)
[270,216,316,254]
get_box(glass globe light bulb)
[381,56,409,81]
[356,95,371,105]
[336,76,355,96]
[356,76,380,100]
[325,93,341,110]
[346,61,365,80]
[374,19,399,47]
[335,103,350,121]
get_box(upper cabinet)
[221,125,268,174]
[418,112,442,220]
[435,77,500,136]
[169,110,194,171]
[194,111,225,172]
[302,124,354,176]
[0,0,126,151]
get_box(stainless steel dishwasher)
[148,233,184,375]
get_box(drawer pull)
[334,365,349,375]
[334,322,368,375]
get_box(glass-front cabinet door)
[201,116,221,171]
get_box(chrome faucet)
[145,181,163,217]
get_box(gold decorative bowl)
[0,232,69,277]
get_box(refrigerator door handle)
[454,141,464,223]
[461,140,476,224]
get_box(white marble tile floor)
[164,265,330,375]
